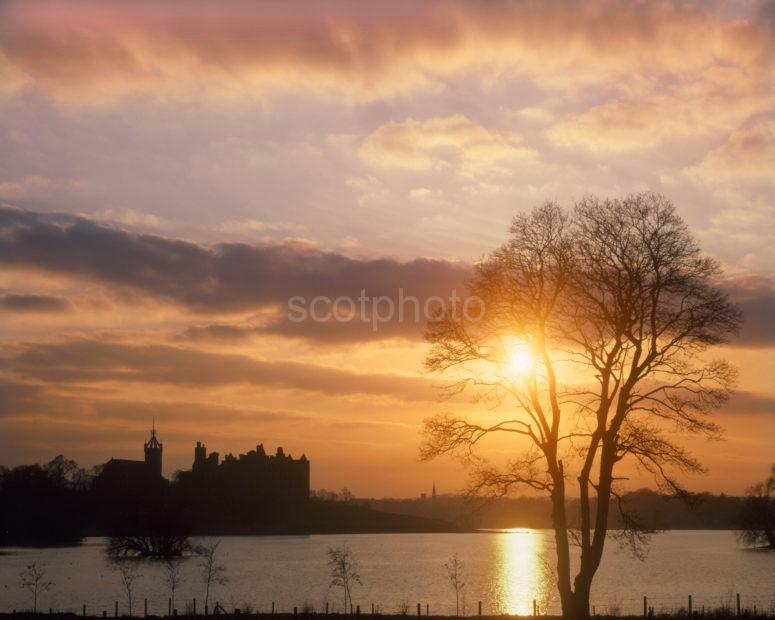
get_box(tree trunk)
[549,464,575,619]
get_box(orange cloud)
[359,115,535,173]
[686,121,775,185]
[0,0,771,103]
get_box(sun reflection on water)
[494,529,551,615]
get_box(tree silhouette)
[196,541,228,610]
[115,562,142,617]
[19,563,53,613]
[164,557,184,612]
[443,553,465,616]
[327,543,361,613]
[737,465,775,549]
[421,193,740,619]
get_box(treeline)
[0,456,97,546]
[360,488,748,530]
[0,456,461,547]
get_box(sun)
[507,348,535,376]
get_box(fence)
[8,593,775,618]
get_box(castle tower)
[144,421,163,478]
[193,441,206,472]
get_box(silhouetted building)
[95,424,166,491]
[186,441,309,505]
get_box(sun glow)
[507,348,535,376]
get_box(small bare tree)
[444,553,465,616]
[196,541,228,610]
[421,194,741,619]
[115,562,142,617]
[737,465,775,549]
[19,563,53,613]
[327,543,361,613]
[164,558,184,612]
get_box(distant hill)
[359,489,747,530]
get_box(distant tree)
[443,553,465,616]
[164,557,184,612]
[19,562,53,613]
[115,562,142,617]
[327,543,361,613]
[108,533,190,558]
[196,541,228,610]
[738,465,775,549]
[1,457,87,546]
[339,488,354,503]
[421,194,740,619]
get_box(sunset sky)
[1,0,774,497]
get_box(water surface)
[1,531,772,616]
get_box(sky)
[0,0,774,497]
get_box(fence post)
[205,606,210,617]
[357,606,361,617]
[293,609,297,617]
[325,603,328,615]
[592,606,595,616]
[737,594,741,617]
[103,611,107,619]
[193,599,196,616]
[425,604,428,617]
[478,602,482,617]
[84,605,87,617]
[532,600,537,617]
[417,604,421,617]
[115,602,119,618]
[169,599,172,617]
[144,600,148,618]
[643,597,647,618]
[271,603,275,615]
[689,595,692,615]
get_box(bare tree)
[196,541,228,611]
[737,465,775,549]
[164,558,185,612]
[421,194,740,619]
[327,543,361,613]
[108,534,190,558]
[19,563,53,613]
[115,562,142,617]
[443,553,465,616]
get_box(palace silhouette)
[93,426,310,533]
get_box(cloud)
[724,276,775,348]
[0,378,46,416]
[0,0,771,103]
[5,340,436,401]
[547,93,773,152]
[685,120,775,185]
[4,207,775,347]
[0,292,70,313]
[726,390,775,415]
[0,206,469,315]
[359,115,535,174]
